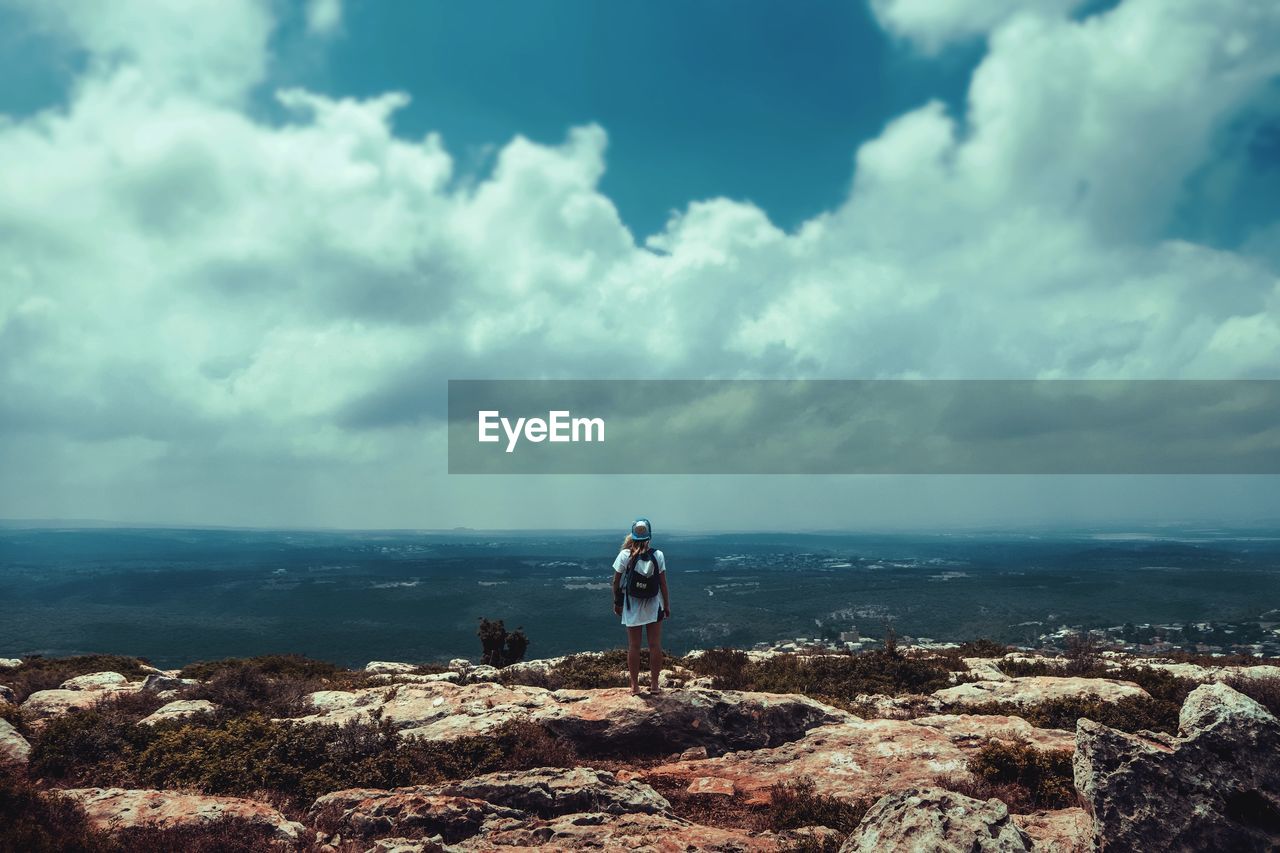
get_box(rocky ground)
[2,647,1279,851]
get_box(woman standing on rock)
[612,518,671,695]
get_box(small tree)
[477,618,530,668]
[1064,630,1101,675]
[883,622,899,658]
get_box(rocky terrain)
[2,646,1279,851]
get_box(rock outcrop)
[285,682,845,756]
[841,787,1032,852]
[449,811,775,851]
[56,787,306,842]
[21,682,143,725]
[312,767,673,842]
[138,699,217,725]
[1074,682,1280,851]
[0,684,13,703]
[0,658,21,669]
[0,717,31,763]
[934,676,1149,708]
[646,712,1076,806]
[60,671,129,691]
[1011,808,1093,852]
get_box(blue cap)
[630,517,652,541]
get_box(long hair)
[621,533,651,556]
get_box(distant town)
[762,611,1280,659]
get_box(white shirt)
[613,547,666,627]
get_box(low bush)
[177,653,344,682]
[1226,675,1280,718]
[684,650,953,704]
[953,639,1011,658]
[957,694,1181,734]
[190,666,320,718]
[113,817,292,853]
[0,759,112,852]
[766,777,869,835]
[3,655,153,703]
[966,742,1075,811]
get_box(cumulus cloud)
[0,0,1277,525]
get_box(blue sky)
[0,0,1277,529]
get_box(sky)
[0,0,1278,531]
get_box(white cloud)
[868,0,1090,54]
[0,0,1277,525]
[305,0,342,37]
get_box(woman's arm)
[612,569,622,615]
[659,572,670,617]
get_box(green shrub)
[683,648,750,688]
[766,778,869,834]
[29,701,159,786]
[114,817,291,853]
[957,694,1181,734]
[189,666,320,717]
[177,653,344,682]
[1226,675,1280,718]
[683,651,953,704]
[966,742,1075,811]
[0,760,110,852]
[953,639,1011,658]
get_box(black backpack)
[623,548,662,602]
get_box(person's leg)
[627,626,643,694]
[646,620,663,693]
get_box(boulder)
[141,674,199,692]
[57,787,306,842]
[368,671,460,685]
[840,787,1032,852]
[0,658,20,669]
[0,684,14,703]
[313,767,675,845]
[934,676,1149,708]
[365,661,418,674]
[363,837,452,853]
[0,717,31,763]
[139,699,218,725]
[60,671,128,691]
[283,682,845,756]
[1074,682,1280,852]
[963,658,1012,681]
[21,683,142,725]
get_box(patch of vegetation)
[112,818,297,853]
[965,742,1075,811]
[0,759,109,853]
[478,618,529,668]
[952,639,1011,658]
[178,653,345,682]
[3,655,153,703]
[1226,675,1280,718]
[957,694,1182,734]
[0,700,25,729]
[497,650,677,690]
[30,699,575,810]
[766,778,869,835]
[683,649,954,704]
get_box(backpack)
[623,548,662,602]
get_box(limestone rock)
[284,682,844,756]
[141,674,199,692]
[0,658,21,669]
[21,683,143,725]
[60,671,128,690]
[57,787,306,841]
[431,767,672,818]
[311,790,521,843]
[934,676,1149,708]
[0,717,31,763]
[687,776,736,796]
[841,787,1032,852]
[909,713,1075,753]
[1011,808,1093,853]
[450,811,775,851]
[139,699,218,725]
[1074,682,1280,852]
[646,712,1073,806]
[365,661,418,674]
[646,717,972,805]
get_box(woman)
[612,517,671,695]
